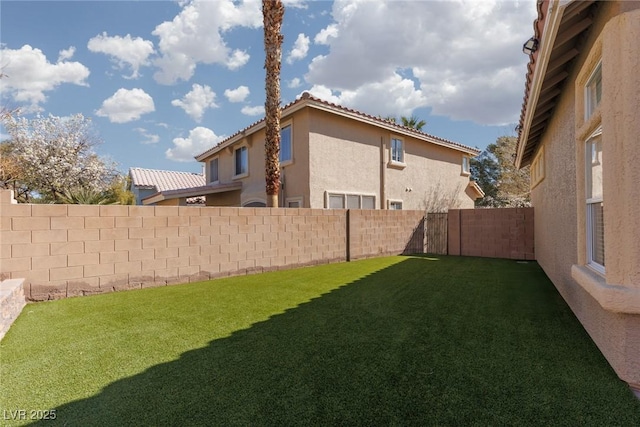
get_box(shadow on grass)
[31,256,640,426]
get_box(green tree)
[471,136,530,207]
[262,0,285,208]
[400,115,427,131]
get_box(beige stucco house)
[516,0,640,397]
[188,93,482,210]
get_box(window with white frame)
[328,194,345,209]
[234,146,248,177]
[390,137,404,164]
[462,156,470,175]
[586,129,604,272]
[209,157,219,183]
[280,124,292,163]
[286,197,303,208]
[389,201,403,210]
[326,192,376,209]
[585,62,602,119]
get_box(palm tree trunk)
[263,0,284,208]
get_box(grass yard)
[1,255,639,426]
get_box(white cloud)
[227,49,250,70]
[87,32,154,79]
[96,88,155,123]
[166,126,225,162]
[241,105,264,116]
[286,33,310,64]
[134,127,160,145]
[0,45,89,110]
[307,73,426,118]
[282,0,308,8]
[57,46,76,62]
[288,78,303,89]
[287,78,302,89]
[171,84,218,122]
[314,24,338,45]
[152,0,261,84]
[305,0,537,125]
[224,85,250,103]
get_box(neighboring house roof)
[141,182,242,205]
[516,0,596,167]
[129,168,206,191]
[467,181,485,199]
[195,92,481,162]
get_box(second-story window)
[235,146,248,177]
[391,137,404,163]
[209,158,219,183]
[462,156,470,175]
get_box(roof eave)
[196,95,480,161]
[516,0,567,168]
[516,0,595,168]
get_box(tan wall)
[447,208,534,260]
[530,2,640,390]
[348,210,426,260]
[201,106,476,210]
[308,111,382,208]
[203,110,312,208]
[308,109,475,210]
[0,190,428,302]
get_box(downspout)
[280,168,286,208]
[380,136,386,209]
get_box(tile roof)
[129,168,206,192]
[195,92,480,161]
[516,0,596,167]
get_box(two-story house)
[185,93,482,210]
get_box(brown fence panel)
[425,213,448,255]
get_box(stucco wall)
[308,111,382,208]
[201,105,476,210]
[308,109,474,210]
[529,2,640,390]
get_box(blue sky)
[1,0,537,175]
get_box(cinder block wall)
[349,210,425,260]
[0,190,427,301]
[448,208,535,260]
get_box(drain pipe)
[380,136,386,209]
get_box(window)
[585,62,602,119]
[286,197,303,208]
[326,192,376,209]
[462,156,470,175]
[329,194,344,209]
[234,146,248,177]
[586,130,604,272]
[361,196,375,210]
[209,158,219,183]
[280,124,292,163]
[391,137,404,164]
[389,201,403,210]
[530,147,545,189]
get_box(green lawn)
[1,255,639,426]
